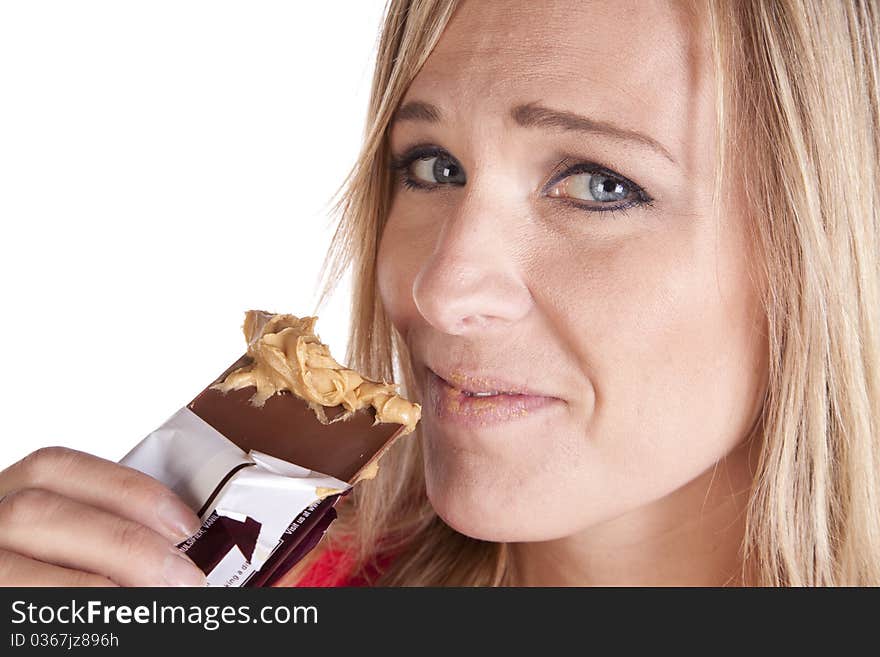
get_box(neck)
[510,440,758,587]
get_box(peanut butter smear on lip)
[211,310,421,436]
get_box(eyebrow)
[392,100,676,165]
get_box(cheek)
[376,207,433,334]
[559,215,767,504]
[425,217,767,542]
[378,195,767,542]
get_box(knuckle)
[0,548,116,587]
[15,446,78,486]
[0,550,17,582]
[0,487,57,527]
[70,570,117,587]
[114,468,165,506]
[112,519,156,559]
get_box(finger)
[0,488,206,587]
[0,446,201,542]
[0,548,117,587]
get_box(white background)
[0,1,387,467]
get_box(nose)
[411,193,532,336]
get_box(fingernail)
[157,495,201,542]
[163,552,207,587]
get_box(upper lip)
[427,365,557,398]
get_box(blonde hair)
[295,0,880,586]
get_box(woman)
[1,0,877,586]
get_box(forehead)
[403,0,709,167]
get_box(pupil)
[434,157,458,182]
[594,175,624,200]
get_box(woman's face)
[377,0,768,542]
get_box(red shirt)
[293,549,358,586]
[291,548,391,587]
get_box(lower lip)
[426,369,560,428]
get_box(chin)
[428,490,523,542]
[424,466,580,543]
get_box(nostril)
[412,254,532,335]
[444,315,492,335]
[460,315,491,330]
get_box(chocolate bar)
[120,310,420,587]
[189,356,406,485]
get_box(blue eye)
[389,146,652,215]
[544,162,652,214]
[548,171,633,204]
[592,173,628,202]
[413,154,466,185]
[390,147,466,190]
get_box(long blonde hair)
[297,0,880,586]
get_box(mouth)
[425,368,560,428]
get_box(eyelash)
[388,145,655,218]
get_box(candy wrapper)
[120,311,420,587]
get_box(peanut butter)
[211,310,421,436]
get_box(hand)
[0,446,206,586]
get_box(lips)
[425,368,560,428]
[427,366,551,397]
